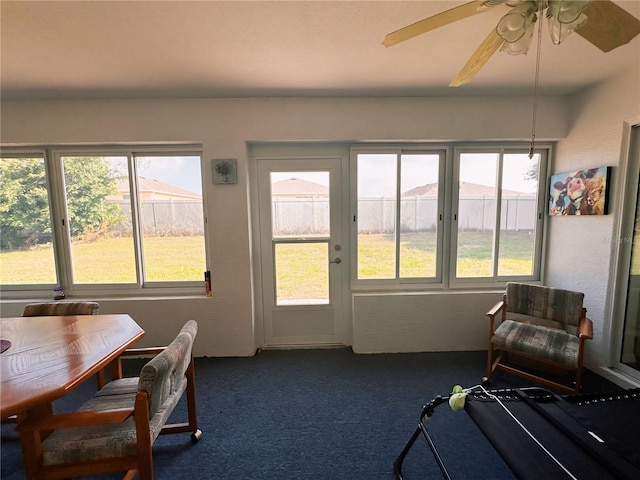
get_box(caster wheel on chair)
[191,429,203,443]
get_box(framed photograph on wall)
[213,159,238,185]
[549,166,611,216]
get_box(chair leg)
[185,356,203,442]
[186,360,198,426]
[138,461,153,480]
[486,343,494,380]
[574,365,584,393]
[96,370,106,390]
[134,392,154,480]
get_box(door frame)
[249,143,351,349]
[607,119,640,384]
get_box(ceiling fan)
[382,0,640,87]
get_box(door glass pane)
[275,243,329,305]
[621,172,640,369]
[357,154,397,279]
[270,171,331,306]
[457,153,498,278]
[497,153,539,276]
[270,172,330,238]
[400,154,439,278]
[135,156,205,282]
[0,157,57,284]
[62,156,137,284]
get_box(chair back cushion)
[138,320,198,416]
[506,283,584,329]
[22,301,99,316]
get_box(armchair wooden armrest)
[579,316,594,340]
[17,408,134,432]
[486,300,505,319]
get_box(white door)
[256,154,346,347]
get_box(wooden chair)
[17,320,201,480]
[22,301,99,316]
[485,282,593,393]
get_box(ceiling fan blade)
[450,28,504,87]
[576,0,640,52]
[382,0,491,47]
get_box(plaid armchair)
[486,283,593,393]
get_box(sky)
[130,152,539,197]
[136,156,202,194]
[270,152,539,197]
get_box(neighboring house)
[108,177,201,201]
[403,182,527,197]
[272,179,528,198]
[105,177,202,235]
[271,178,328,198]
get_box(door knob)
[330,258,342,264]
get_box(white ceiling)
[1,0,639,100]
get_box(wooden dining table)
[0,313,144,477]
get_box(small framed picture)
[549,166,610,216]
[213,159,238,185]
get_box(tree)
[0,158,52,249]
[62,157,122,238]
[0,157,122,249]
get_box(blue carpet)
[0,349,619,479]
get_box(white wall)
[352,291,504,353]
[0,93,586,357]
[548,67,640,375]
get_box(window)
[61,155,138,284]
[0,146,206,296]
[0,153,57,286]
[352,145,547,288]
[452,148,545,285]
[353,148,445,284]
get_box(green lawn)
[632,232,640,275]
[275,243,329,302]
[0,236,205,284]
[7,231,633,295]
[358,231,535,279]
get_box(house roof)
[114,177,201,200]
[271,178,328,196]
[404,182,528,196]
[271,178,528,197]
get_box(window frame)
[449,145,548,289]
[350,143,550,291]
[0,144,207,298]
[350,145,448,289]
[0,149,58,295]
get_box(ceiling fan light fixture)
[497,1,537,54]
[548,0,591,24]
[547,0,590,45]
[383,0,640,87]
